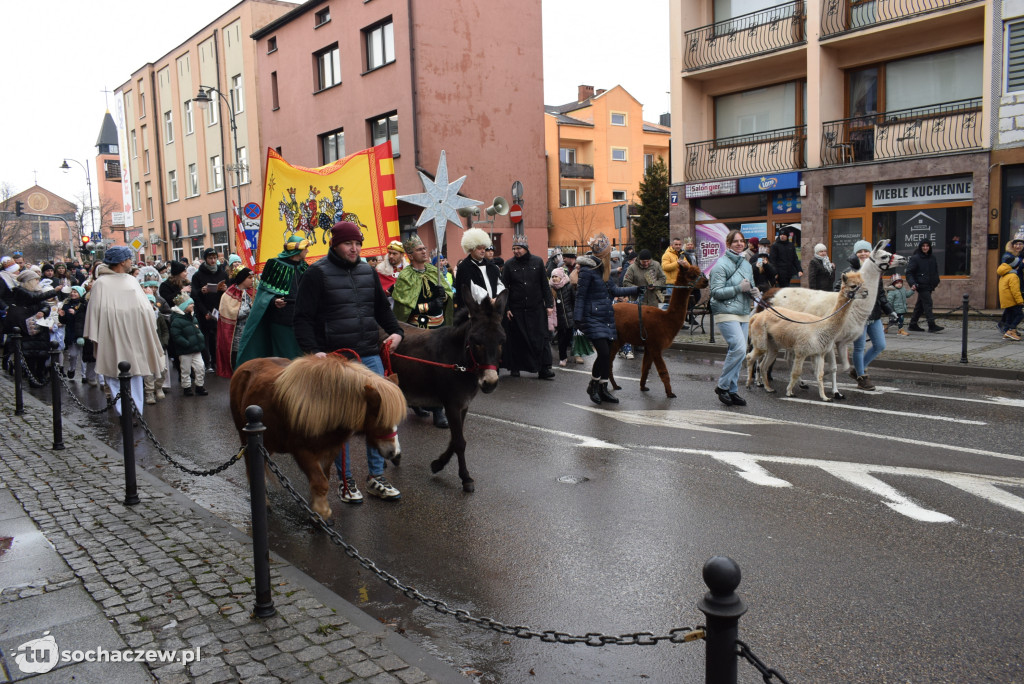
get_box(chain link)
[54,369,120,415]
[128,398,245,477]
[737,639,791,683]
[18,359,51,387]
[261,449,705,647]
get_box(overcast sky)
[0,0,669,206]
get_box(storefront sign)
[670,191,679,206]
[685,179,738,199]
[209,211,228,231]
[695,208,729,275]
[873,177,972,207]
[738,172,800,194]
[741,222,768,239]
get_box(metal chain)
[54,369,120,415]
[129,399,245,477]
[262,449,706,647]
[18,359,51,387]
[737,639,791,684]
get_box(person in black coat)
[905,239,943,332]
[807,243,836,291]
[750,253,778,292]
[453,228,504,310]
[190,248,228,370]
[573,233,640,404]
[500,235,554,379]
[769,230,803,286]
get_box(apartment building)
[545,85,671,248]
[251,0,545,259]
[669,0,999,307]
[114,0,294,263]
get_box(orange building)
[545,85,670,249]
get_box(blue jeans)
[334,354,387,480]
[852,318,886,376]
[716,320,748,393]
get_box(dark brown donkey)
[380,290,508,492]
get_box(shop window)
[696,193,767,219]
[871,207,971,276]
[829,184,866,209]
[1001,165,1024,246]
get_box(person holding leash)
[709,230,758,407]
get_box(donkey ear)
[492,289,509,316]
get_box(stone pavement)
[675,310,1024,381]
[0,378,462,683]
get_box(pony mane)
[273,355,406,437]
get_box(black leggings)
[590,337,611,380]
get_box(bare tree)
[0,183,34,256]
[561,203,597,250]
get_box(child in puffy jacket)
[885,275,915,336]
[997,262,1023,341]
[169,294,208,396]
[59,286,88,378]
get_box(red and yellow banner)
[255,142,399,271]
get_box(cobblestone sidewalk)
[0,385,459,683]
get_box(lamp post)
[193,85,243,234]
[59,158,95,258]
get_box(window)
[271,72,279,109]
[130,129,137,158]
[560,189,577,207]
[365,19,395,71]
[370,113,399,155]
[206,89,219,125]
[611,147,627,161]
[849,45,983,115]
[212,229,229,257]
[184,100,194,135]
[611,112,627,126]
[267,36,277,53]
[210,155,223,191]
[104,159,121,180]
[234,147,249,185]
[141,125,149,173]
[716,81,800,138]
[145,182,153,220]
[316,45,341,90]
[559,147,576,164]
[584,190,592,205]
[320,128,345,163]
[315,7,331,26]
[612,190,627,201]
[230,74,244,113]
[644,153,654,170]
[167,170,178,201]
[133,182,141,208]
[144,149,150,174]
[164,111,173,142]
[138,80,146,118]
[188,163,199,197]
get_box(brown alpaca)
[609,262,709,398]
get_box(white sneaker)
[625,351,635,360]
[339,477,364,504]
[366,475,401,500]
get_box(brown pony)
[609,261,709,397]
[229,354,407,520]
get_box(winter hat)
[747,237,759,251]
[331,220,363,247]
[232,267,252,285]
[512,234,529,248]
[17,269,39,284]
[173,294,193,311]
[103,245,134,265]
[226,254,242,267]
[70,286,86,298]
[814,243,828,254]
[169,260,187,276]
[852,239,872,255]
[638,249,652,261]
[461,227,491,253]
[202,247,218,260]
[41,262,54,274]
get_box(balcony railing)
[559,161,594,179]
[686,125,806,182]
[821,0,980,38]
[685,1,805,71]
[820,98,982,166]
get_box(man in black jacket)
[500,234,554,379]
[769,230,803,286]
[190,248,227,371]
[905,239,944,332]
[293,221,405,504]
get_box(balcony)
[559,161,594,179]
[821,0,981,38]
[820,98,982,166]
[685,126,806,182]
[684,1,805,72]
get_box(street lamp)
[193,85,243,227]
[59,158,95,258]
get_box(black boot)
[597,380,619,404]
[587,379,602,404]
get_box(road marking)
[833,383,1024,408]
[779,397,986,425]
[475,413,620,449]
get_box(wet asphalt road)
[51,349,1024,683]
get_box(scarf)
[816,253,834,274]
[202,261,219,274]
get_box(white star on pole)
[397,150,482,252]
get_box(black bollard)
[118,361,140,506]
[698,556,747,684]
[11,328,23,416]
[49,343,64,450]
[708,309,715,344]
[960,293,969,364]
[244,405,276,618]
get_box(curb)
[670,341,1024,382]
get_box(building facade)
[114,0,294,263]
[94,111,124,250]
[3,186,77,262]
[545,85,671,249]
[669,0,1006,306]
[251,0,545,259]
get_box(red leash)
[379,339,483,373]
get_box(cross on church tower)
[100,86,113,109]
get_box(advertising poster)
[896,209,948,274]
[694,208,730,275]
[740,222,768,240]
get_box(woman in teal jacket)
[709,230,757,407]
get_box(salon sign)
[872,177,973,207]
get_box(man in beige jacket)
[84,246,165,416]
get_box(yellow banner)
[255,142,399,271]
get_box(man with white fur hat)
[453,227,504,310]
[83,245,165,416]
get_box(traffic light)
[14,201,24,217]
[80,235,91,253]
